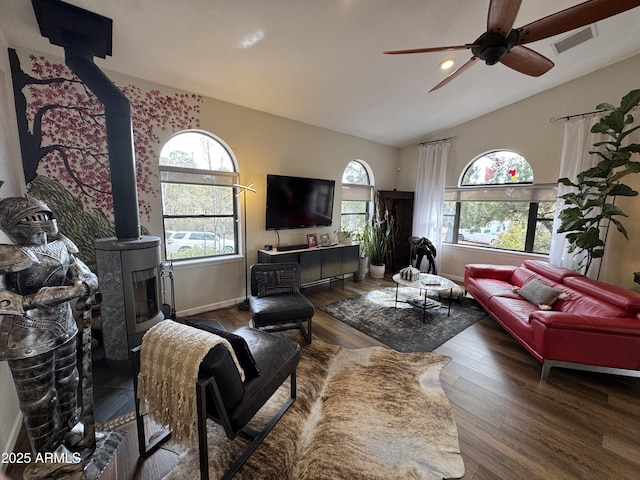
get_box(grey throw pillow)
[516,279,567,310]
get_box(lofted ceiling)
[1,0,640,147]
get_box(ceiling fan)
[384,0,640,92]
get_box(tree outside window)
[446,150,555,254]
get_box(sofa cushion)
[464,264,517,282]
[466,277,520,306]
[515,279,566,310]
[185,318,260,380]
[488,296,538,347]
[223,327,301,431]
[255,269,299,297]
[563,276,640,314]
[522,260,582,283]
[554,285,630,318]
[250,293,314,326]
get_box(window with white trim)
[159,131,239,260]
[341,160,373,235]
[444,150,556,253]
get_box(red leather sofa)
[464,260,640,379]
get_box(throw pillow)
[185,319,260,380]
[514,279,568,310]
[200,344,245,410]
[255,269,299,298]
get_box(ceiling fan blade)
[429,57,479,92]
[499,45,554,76]
[518,0,640,45]
[487,0,522,36]
[384,44,476,55]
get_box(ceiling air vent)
[551,24,597,55]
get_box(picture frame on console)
[307,233,318,248]
[320,233,331,247]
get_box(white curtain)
[548,115,605,276]
[412,142,450,273]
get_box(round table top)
[392,272,458,290]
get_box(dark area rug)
[320,286,487,352]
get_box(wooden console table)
[258,244,359,286]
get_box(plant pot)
[338,233,353,245]
[369,264,385,279]
[354,257,368,282]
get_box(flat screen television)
[266,174,335,230]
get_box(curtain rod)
[550,105,638,123]
[549,109,605,123]
[413,135,458,147]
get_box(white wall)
[398,53,640,288]
[0,33,25,467]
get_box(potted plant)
[363,219,393,279]
[337,227,355,245]
[557,89,640,276]
[349,229,368,281]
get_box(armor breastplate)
[0,240,77,360]
[12,241,69,294]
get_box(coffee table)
[392,273,458,323]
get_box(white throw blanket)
[137,320,245,445]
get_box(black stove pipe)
[64,36,141,241]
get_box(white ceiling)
[2,0,640,147]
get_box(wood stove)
[96,236,164,364]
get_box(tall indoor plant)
[363,219,393,278]
[557,89,640,276]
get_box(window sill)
[166,254,243,270]
[442,243,549,259]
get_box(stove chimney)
[32,0,141,241]
[31,0,164,365]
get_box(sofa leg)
[540,359,640,381]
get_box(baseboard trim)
[176,296,245,318]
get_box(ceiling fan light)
[439,58,455,70]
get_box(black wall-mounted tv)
[265,174,335,230]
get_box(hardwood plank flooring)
[6,275,640,479]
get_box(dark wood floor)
[7,275,640,479]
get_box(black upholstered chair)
[133,320,301,480]
[249,262,314,343]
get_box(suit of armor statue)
[0,194,98,455]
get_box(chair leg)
[198,370,297,480]
[252,319,313,344]
[297,318,312,344]
[196,382,210,480]
[131,346,172,457]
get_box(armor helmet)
[0,195,58,245]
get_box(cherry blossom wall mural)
[9,48,202,266]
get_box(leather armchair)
[133,321,301,480]
[249,262,314,343]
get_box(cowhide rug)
[162,336,465,480]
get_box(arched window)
[444,150,556,253]
[341,160,373,235]
[159,130,239,261]
[460,150,533,185]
